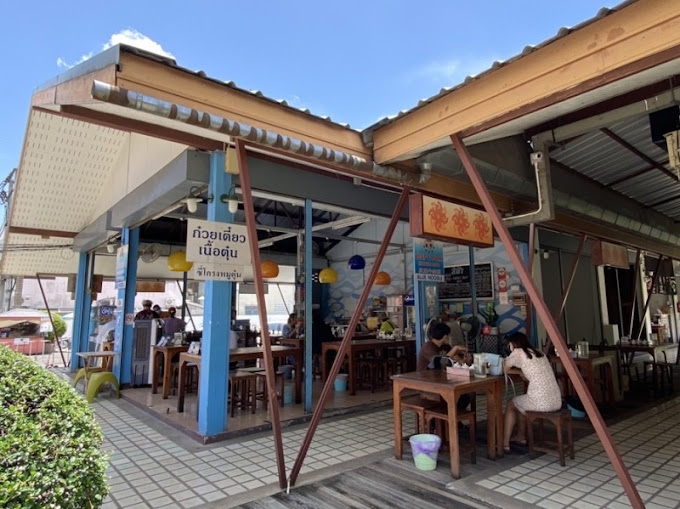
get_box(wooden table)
[550,352,616,406]
[151,344,189,399]
[392,370,504,479]
[322,339,416,395]
[620,343,677,365]
[177,345,302,412]
[77,351,118,390]
[278,337,304,350]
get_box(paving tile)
[224,485,247,496]
[649,495,679,508]
[515,491,542,504]
[537,499,565,509]
[114,494,144,506]
[179,499,205,509]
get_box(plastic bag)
[484,353,504,376]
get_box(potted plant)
[479,303,499,336]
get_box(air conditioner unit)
[665,130,680,179]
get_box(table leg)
[162,352,172,399]
[295,350,302,404]
[393,383,403,460]
[495,378,504,458]
[177,359,187,413]
[485,388,495,460]
[322,348,328,382]
[349,349,356,395]
[446,394,461,479]
[606,363,615,405]
[151,351,159,395]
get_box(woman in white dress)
[503,332,562,453]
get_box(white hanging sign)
[186,219,251,265]
[189,263,245,282]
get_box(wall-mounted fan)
[141,243,162,263]
[461,315,482,352]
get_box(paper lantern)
[319,267,338,284]
[261,260,279,278]
[348,254,366,270]
[375,271,391,285]
[167,251,194,272]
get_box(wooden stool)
[254,370,286,407]
[423,401,477,464]
[229,372,258,417]
[643,360,673,394]
[400,397,442,436]
[526,409,574,466]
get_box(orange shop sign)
[409,193,493,247]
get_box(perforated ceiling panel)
[2,110,126,276]
[11,110,127,232]
[1,234,78,276]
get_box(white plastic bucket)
[409,434,441,471]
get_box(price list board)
[438,262,494,301]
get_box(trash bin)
[283,385,295,405]
[409,434,442,471]
[279,365,294,381]
[334,373,348,392]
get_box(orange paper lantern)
[167,251,194,272]
[375,271,391,285]
[261,260,280,278]
[319,267,338,283]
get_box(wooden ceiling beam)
[8,226,78,239]
[373,0,680,163]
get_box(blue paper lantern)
[348,254,366,270]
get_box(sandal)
[510,439,527,447]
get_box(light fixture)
[348,254,366,270]
[167,251,194,272]
[330,216,371,230]
[185,186,202,213]
[259,240,274,248]
[106,241,116,254]
[375,271,391,285]
[220,185,239,214]
[261,260,279,278]
[319,267,338,283]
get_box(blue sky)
[0,0,617,177]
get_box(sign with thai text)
[189,263,245,282]
[186,219,251,265]
[115,245,128,289]
[413,238,445,282]
[409,193,493,247]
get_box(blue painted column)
[113,228,139,385]
[70,252,91,370]
[304,199,313,412]
[198,150,233,436]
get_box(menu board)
[438,262,494,301]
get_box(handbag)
[483,353,504,376]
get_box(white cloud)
[56,29,173,70]
[407,57,498,86]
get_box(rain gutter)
[90,81,430,186]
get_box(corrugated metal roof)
[365,0,638,133]
[119,46,358,132]
[552,113,680,220]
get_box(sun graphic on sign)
[423,240,436,252]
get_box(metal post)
[636,255,663,341]
[176,280,196,331]
[114,228,139,385]
[451,133,643,509]
[36,274,67,367]
[526,223,536,342]
[235,139,287,489]
[71,252,89,370]
[469,246,478,351]
[198,151,232,436]
[304,198,313,413]
[544,234,586,352]
[627,250,641,338]
[289,188,410,486]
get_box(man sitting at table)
[417,322,471,412]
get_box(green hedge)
[0,346,109,508]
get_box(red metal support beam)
[544,234,587,352]
[289,187,410,486]
[627,250,641,339]
[450,134,644,509]
[525,223,536,342]
[235,139,287,489]
[600,128,677,180]
[636,255,664,342]
[36,274,68,367]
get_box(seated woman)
[503,332,562,453]
[281,313,296,339]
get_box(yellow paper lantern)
[318,267,338,284]
[167,251,194,272]
[261,260,280,278]
[375,271,391,285]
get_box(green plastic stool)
[85,372,120,403]
[73,367,103,391]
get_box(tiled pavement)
[464,397,680,509]
[97,398,414,508]
[93,382,680,509]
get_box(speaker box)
[649,105,680,150]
